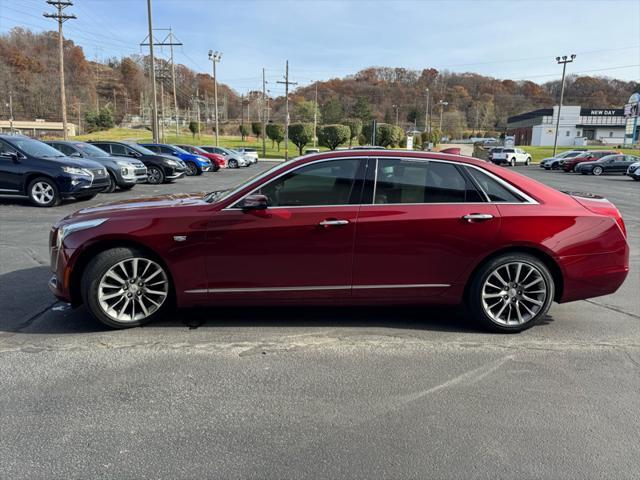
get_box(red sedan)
[49,150,629,332]
[562,150,620,172]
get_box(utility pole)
[240,93,245,140]
[44,0,76,140]
[552,54,576,157]
[262,67,266,157]
[424,88,430,133]
[143,0,158,142]
[313,83,318,148]
[277,60,297,160]
[392,104,399,125]
[208,50,222,146]
[7,91,14,134]
[141,27,182,141]
[195,88,201,139]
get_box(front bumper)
[166,171,186,180]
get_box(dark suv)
[0,135,109,207]
[46,140,147,193]
[89,141,186,184]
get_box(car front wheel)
[228,159,239,168]
[468,253,554,333]
[593,166,603,176]
[525,157,531,165]
[147,166,165,184]
[510,158,516,167]
[185,162,199,176]
[28,177,60,207]
[81,247,171,328]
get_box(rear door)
[352,158,501,300]
[0,139,24,193]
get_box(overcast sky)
[2,0,639,94]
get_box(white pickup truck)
[490,148,532,166]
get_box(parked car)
[140,143,212,176]
[540,150,585,170]
[198,146,248,168]
[174,144,223,170]
[576,154,640,176]
[626,161,640,180]
[233,147,259,164]
[562,150,620,172]
[49,150,628,333]
[46,140,147,193]
[490,148,531,166]
[0,135,109,207]
[89,141,187,184]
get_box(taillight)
[615,215,627,238]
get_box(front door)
[353,158,501,300]
[0,140,23,193]
[204,158,366,303]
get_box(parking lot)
[1,163,639,478]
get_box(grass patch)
[71,128,328,159]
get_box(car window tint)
[110,144,127,156]
[465,167,523,202]
[0,140,17,155]
[258,159,360,206]
[374,159,483,204]
[58,144,77,156]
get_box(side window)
[465,167,524,203]
[160,146,174,154]
[110,144,127,156]
[58,144,77,156]
[256,159,361,207]
[374,159,483,204]
[0,140,18,156]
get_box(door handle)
[319,219,349,227]
[462,213,494,222]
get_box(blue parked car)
[0,135,110,207]
[139,143,212,176]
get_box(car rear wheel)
[81,247,171,328]
[468,253,554,333]
[525,157,531,165]
[510,158,516,167]
[593,166,603,176]
[147,166,164,184]
[228,159,239,168]
[28,177,60,207]
[185,161,199,176]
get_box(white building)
[507,105,628,146]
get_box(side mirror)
[0,152,19,162]
[239,194,268,212]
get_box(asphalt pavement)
[1,161,639,479]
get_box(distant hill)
[1,27,637,137]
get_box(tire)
[525,157,531,166]
[510,157,516,167]
[593,166,603,176]
[146,166,165,184]
[27,177,60,207]
[185,161,199,176]
[467,253,554,333]
[119,184,135,191]
[81,247,172,329]
[228,159,239,169]
[104,172,117,193]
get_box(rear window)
[465,167,524,203]
[504,149,515,153]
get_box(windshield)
[128,143,156,155]
[203,160,295,203]
[8,138,65,157]
[74,142,110,157]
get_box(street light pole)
[424,88,429,133]
[438,100,448,136]
[208,50,222,147]
[392,104,399,125]
[552,54,576,157]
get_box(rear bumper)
[559,246,629,303]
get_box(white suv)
[233,147,259,164]
[491,148,531,166]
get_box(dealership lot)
[1,163,639,478]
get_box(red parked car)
[562,150,620,172]
[175,144,226,169]
[49,150,629,332]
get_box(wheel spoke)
[521,295,543,306]
[492,270,508,287]
[514,302,524,324]
[523,277,543,289]
[99,290,124,301]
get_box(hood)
[43,156,104,169]
[63,192,208,221]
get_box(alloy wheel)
[481,261,548,326]
[593,166,603,176]
[147,167,162,184]
[185,162,198,176]
[97,257,169,323]
[32,181,54,205]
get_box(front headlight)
[63,166,91,176]
[57,218,108,249]
[165,159,178,167]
